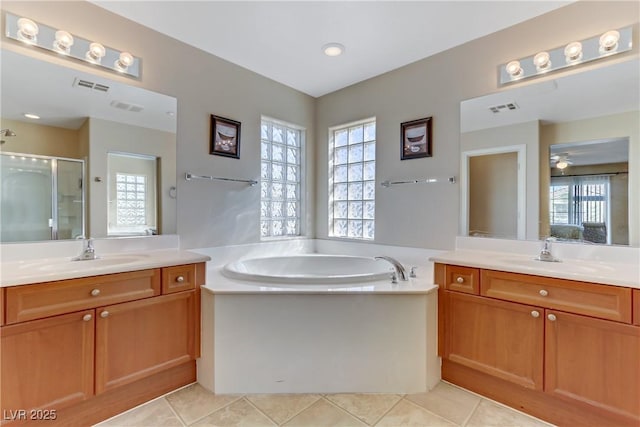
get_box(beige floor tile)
[325,393,403,425]
[245,394,321,424]
[375,399,457,427]
[407,382,481,425]
[191,398,276,427]
[94,398,184,427]
[165,384,241,425]
[466,400,554,427]
[283,398,367,427]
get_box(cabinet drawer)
[162,264,196,294]
[481,270,632,323]
[5,269,161,324]
[634,289,640,326]
[444,265,480,294]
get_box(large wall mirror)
[460,58,639,247]
[0,49,177,242]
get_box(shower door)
[0,153,84,242]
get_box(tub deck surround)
[0,249,211,287]
[431,249,640,288]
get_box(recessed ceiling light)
[24,113,40,119]
[322,43,345,57]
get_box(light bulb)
[86,42,106,63]
[24,113,40,120]
[53,30,74,54]
[114,51,134,71]
[599,30,620,54]
[17,17,39,43]
[564,42,583,63]
[533,52,551,71]
[322,43,345,57]
[505,60,523,78]
[556,160,568,170]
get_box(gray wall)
[3,1,638,250]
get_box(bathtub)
[222,254,392,284]
[198,252,440,394]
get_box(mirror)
[0,49,177,242]
[460,59,639,246]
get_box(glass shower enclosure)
[0,152,84,242]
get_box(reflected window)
[550,175,610,243]
[108,152,157,236]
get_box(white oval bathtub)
[221,254,393,284]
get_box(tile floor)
[95,381,554,427]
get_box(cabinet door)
[444,291,544,390]
[1,310,95,412]
[95,291,196,394]
[545,310,640,422]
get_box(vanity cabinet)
[1,310,95,414]
[1,263,204,426]
[634,289,640,326]
[436,263,640,427]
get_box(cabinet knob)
[547,313,557,321]
[456,276,464,284]
[90,289,101,297]
[100,310,110,318]
[82,314,93,322]
[539,289,548,297]
[530,310,540,318]
[176,276,185,283]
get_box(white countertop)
[203,265,438,295]
[0,249,211,287]
[431,249,640,289]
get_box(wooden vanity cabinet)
[634,289,640,326]
[437,263,640,427]
[1,263,204,426]
[1,310,95,414]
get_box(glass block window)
[329,118,375,240]
[115,173,147,225]
[260,117,304,238]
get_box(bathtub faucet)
[375,256,408,282]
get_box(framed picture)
[401,117,432,160]
[210,115,241,159]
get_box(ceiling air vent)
[72,78,110,93]
[110,100,144,113]
[489,102,519,114]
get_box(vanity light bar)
[499,26,632,85]
[5,13,141,79]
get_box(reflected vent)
[110,100,144,112]
[73,78,110,93]
[489,102,519,113]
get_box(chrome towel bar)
[381,176,456,187]
[185,173,258,186]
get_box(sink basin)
[19,254,150,272]
[497,257,613,275]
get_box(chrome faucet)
[375,256,408,282]
[535,238,560,262]
[74,238,99,261]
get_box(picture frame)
[210,115,241,159]
[401,117,432,160]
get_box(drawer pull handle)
[530,310,540,318]
[90,289,101,297]
[100,311,110,318]
[547,313,557,322]
[539,289,548,297]
[82,314,93,322]
[456,277,464,284]
[176,276,185,283]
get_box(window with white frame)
[328,118,376,240]
[549,174,610,226]
[260,117,304,238]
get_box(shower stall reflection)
[0,152,84,242]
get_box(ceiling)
[91,1,572,97]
